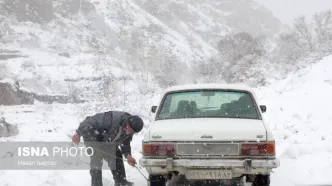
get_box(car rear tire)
[252,175,270,186]
[148,174,167,186]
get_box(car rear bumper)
[139,158,280,169]
[139,158,280,176]
[139,157,280,180]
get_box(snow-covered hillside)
[257,55,332,186]
[1,54,332,186]
[0,0,283,100]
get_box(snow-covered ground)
[0,101,153,186]
[1,55,332,186]
[258,55,332,186]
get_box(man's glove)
[127,155,136,167]
[72,133,81,144]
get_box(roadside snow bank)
[257,55,332,186]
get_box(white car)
[139,84,280,186]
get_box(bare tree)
[277,32,304,61]
[313,10,332,49]
[294,16,314,50]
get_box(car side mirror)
[260,105,267,113]
[151,106,157,113]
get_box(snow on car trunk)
[148,118,267,142]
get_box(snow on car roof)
[163,83,255,92]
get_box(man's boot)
[90,170,103,186]
[114,180,134,186]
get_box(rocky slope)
[0,0,284,103]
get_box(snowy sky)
[255,0,332,25]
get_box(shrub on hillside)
[0,63,8,80]
[217,32,266,63]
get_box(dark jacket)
[76,111,133,157]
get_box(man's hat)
[127,115,144,132]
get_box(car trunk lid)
[149,118,267,142]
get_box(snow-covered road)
[1,55,332,186]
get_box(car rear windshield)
[156,90,260,120]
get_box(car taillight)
[241,142,275,156]
[142,143,176,156]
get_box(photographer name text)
[17,160,57,166]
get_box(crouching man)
[72,111,144,186]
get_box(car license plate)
[185,170,232,180]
